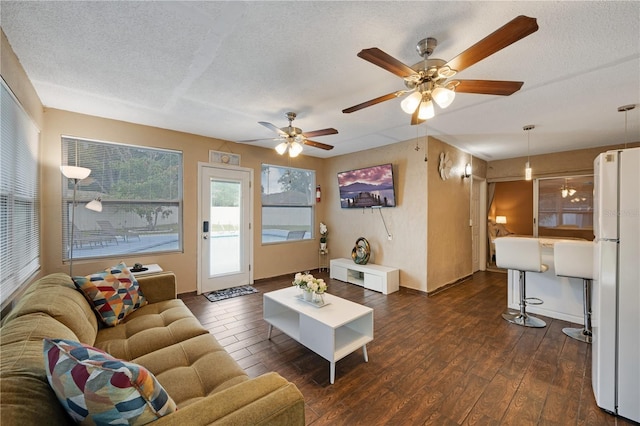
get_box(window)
[61,137,182,260]
[1,80,40,308]
[537,175,594,239]
[261,164,315,244]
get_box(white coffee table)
[263,286,373,384]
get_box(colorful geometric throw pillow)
[74,262,147,327]
[44,338,176,425]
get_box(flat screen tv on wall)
[337,163,396,208]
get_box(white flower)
[316,278,327,293]
[319,222,328,237]
[292,272,327,294]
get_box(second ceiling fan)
[342,15,539,125]
[240,112,337,157]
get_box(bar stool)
[495,237,547,328]
[553,240,595,343]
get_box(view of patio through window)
[261,164,315,244]
[61,137,183,260]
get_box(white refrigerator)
[592,147,640,423]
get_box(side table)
[131,263,163,276]
[319,248,329,272]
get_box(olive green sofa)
[0,272,304,425]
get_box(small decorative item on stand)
[292,272,328,306]
[352,237,371,265]
[319,222,328,251]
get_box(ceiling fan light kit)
[275,141,288,156]
[400,91,422,114]
[418,98,435,120]
[432,86,456,109]
[343,16,539,125]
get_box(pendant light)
[523,125,534,181]
[618,104,636,149]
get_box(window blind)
[1,79,41,308]
[61,137,183,261]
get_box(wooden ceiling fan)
[239,112,337,157]
[342,15,539,125]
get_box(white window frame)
[261,164,315,244]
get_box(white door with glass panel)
[198,164,252,293]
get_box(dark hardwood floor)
[180,271,634,426]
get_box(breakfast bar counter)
[505,237,587,324]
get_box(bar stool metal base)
[502,311,546,328]
[503,270,547,328]
[563,327,592,343]
[564,278,593,344]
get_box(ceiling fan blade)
[258,121,287,136]
[343,91,405,114]
[238,137,279,143]
[444,16,538,73]
[358,48,417,78]
[302,128,338,138]
[454,80,524,96]
[303,139,334,150]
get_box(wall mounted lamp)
[463,163,472,178]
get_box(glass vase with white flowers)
[293,272,327,303]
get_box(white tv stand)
[330,258,399,294]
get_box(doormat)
[204,285,259,302]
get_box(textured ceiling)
[1,1,639,160]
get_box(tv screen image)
[337,163,396,208]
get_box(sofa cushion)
[93,299,209,361]
[1,273,98,345]
[132,334,250,408]
[74,262,147,327]
[0,313,82,425]
[44,338,176,425]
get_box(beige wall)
[490,181,534,235]
[324,140,429,292]
[322,135,484,294]
[40,109,326,294]
[37,105,482,296]
[426,137,476,292]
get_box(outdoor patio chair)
[286,230,306,240]
[96,220,121,245]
